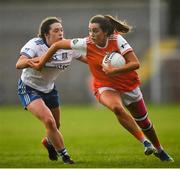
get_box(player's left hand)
[102,62,119,76]
[29,57,44,71]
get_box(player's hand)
[30,61,44,71]
[30,62,40,70]
[31,56,41,63]
[102,62,119,76]
[28,57,44,71]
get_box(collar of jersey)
[95,38,108,49]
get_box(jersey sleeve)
[117,35,133,55]
[70,38,87,56]
[20,39,37,58]
[71,50,82,59]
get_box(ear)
[104,32,109,37]
[104,31,108,35]
[44,33,49,38]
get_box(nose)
[59,31,63,36]
[89,31,92,36]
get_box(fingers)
[27,60,35,67]
[31,56,41,62]
[102,61,112,74]
[101,63,118,76]
[28,60,42,71]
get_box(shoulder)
[33,37,45,45]
[116,34,133,55]
[20,37,43,57]
[116,34,130,47]
[116,34,128,43]
[23,37,43,48]
[109,34,118,41]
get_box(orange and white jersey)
[71,34,140,93]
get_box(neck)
[46,39,52,47]
[96,38,108,48]
[42,39,50,48]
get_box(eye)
[88,29,92,33]
[93,30,98,33]
[89,29,99,35]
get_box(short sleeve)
[117,35,133,55]
[71,50,82,59]
[20,39,36,58]
[70,38,87,56]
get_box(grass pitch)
[0,104,180,168]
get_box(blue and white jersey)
[20,37,81,93]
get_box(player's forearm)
[119,61,140,73]
[41,39,72,66]
[40,44,58,66]
[16,56,31,69]
[77,56,87,64]
[103,61,140,76]
[114,52,140,74]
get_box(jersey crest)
[34,39,45,45]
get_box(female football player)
[16,16,86,164]
[32,15,173,162]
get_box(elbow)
[16,61,24,69]
[136,62,140,69]
[16,62,20,69]
[133,61,140,70]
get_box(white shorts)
[98,86,143,106]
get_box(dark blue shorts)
[17,79,60,109]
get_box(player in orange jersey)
[32,15,173,162]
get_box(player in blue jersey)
[16,16,86,164]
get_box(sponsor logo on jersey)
[45,62,70,70]
[55,64,69,70]
[62,53,68,60]
[51,52,68,61]
[121,43,128,49]
[24,48,30,51]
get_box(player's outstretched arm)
[41,39,72,66]
[16,55,39,69]
[76,56,87,64]
[30,39,72,71]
